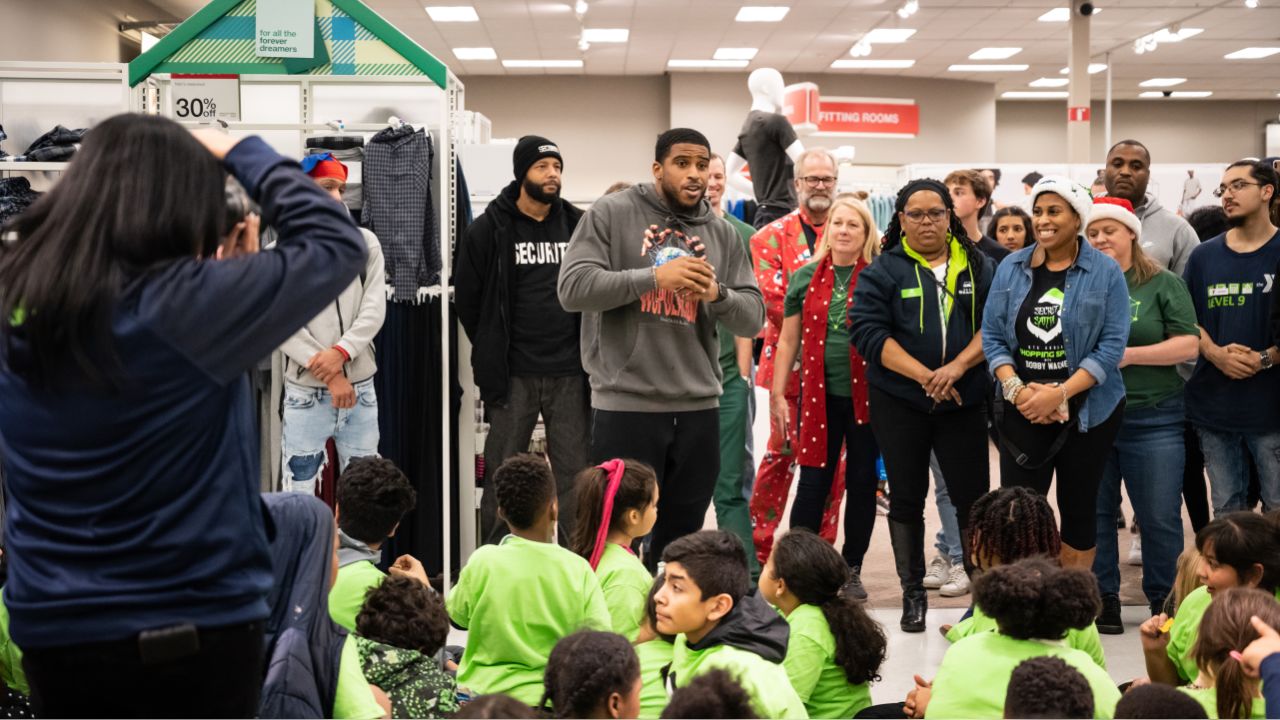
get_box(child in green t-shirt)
[447,454,612,707]
[634,574,676,719]
[1176,587,1280,719]
[569,458,659,641]
[759,529,885,719]
[660,669,757,719]
[330,457,420,631]
[539,630,641,718]
[354,575,459,718]
[1003,656,1096,719]
[654,530,806,720]
[1139,512,1280,686]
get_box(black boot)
[889,519,928,633]
[1097,594,1124,635]
[841,565,869,602]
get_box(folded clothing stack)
[0,177,41,225]
[3,125,87,163]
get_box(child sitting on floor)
[1003,656,1095,719]
[354,576,458,718]
[655,530,805,720]
[660,669,758,720]
[759,529,886,719]
[570,458,659,640]
[540,630,641,719]
[1115,684,1208,719]
[635,575,676,719]
[1178,586,1280,719]
[446,454,611,706]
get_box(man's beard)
[660,176,703,211]
[1227,213,1247,229]
[805,194,832,214]
[523,176,560,204]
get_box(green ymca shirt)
[782,604,872,719]
[1168,585,1215,683]
[635,639,674,719]
[784,262,855,397]
[719,213,758,380]
[333,634,386,720]
[1121,268,1199,409]
[669,634,807,720]
[926,633,1121,719]
[945,605,1107,669]
[1178,685,1268,719]
[595,542,653,641]
[446,534,612,706]
[329,560,386,632]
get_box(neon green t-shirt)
[596,543,653,641]
[1179,685,1268,719]
[669,634,808,720]
[926,633,1121,719]
[1168,585,1215,683]
[635,639,674,719]
[945,605,1108,669]
[333,633,385,720]
[329,560,387,632]
[0,590,27,695]
[782,604,871,719]
[447,535,612,706]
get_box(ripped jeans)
[280,378,380,495]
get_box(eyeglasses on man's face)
[1214,180,1262,198]
[902,208,949,224]
[800,176,838,187]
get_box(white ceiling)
[146,0,1280,100]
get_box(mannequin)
[727,68,806,229]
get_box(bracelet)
[1010,386,1026,405]
[1059,385,1069,405]
[1000,375,1025,403]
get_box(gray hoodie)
[1134,192,1199,276]
[558,183,764,412]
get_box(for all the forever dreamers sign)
[256,0,315,58]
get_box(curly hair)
[661,530,750,603]
[880,178,987,317]
[968,487,1061,571]
[453,694,539,719]
[1185,206,1228,242]
[1191,587,1280,720]
[336,457,416,544]
[1004,656,1094,719]
[539,630,639,719]
[771,530,886,684]
[1114,684,1208,719]
[354,575,449,656]
[660,669,758,719]
[1195,511,1280,593]
[569,459,657,561]
[492,453,556,531]
[973,557,1100,640]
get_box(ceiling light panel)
[502,59,584,68]
[1225,47,1280,59]
[864,28,917,43]
[1139,90,1213,98]
[582,28,628,43]
[713,48,759,60]
[668,59,751,68]
[1139,77,1187,87]
[1029,77,1070,87]
[948,64,1030,72]
[735,6,789,22]
[425,5,479,22]
[1038,7,1100,22]
[1059,64,1108,75]
[452,47,497,60]
[830,59,916,69]
[1002,91,1069,99]
[969,47,1022,60]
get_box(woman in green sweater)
[759,529,887,719]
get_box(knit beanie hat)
[301,153,348,182]
[513,135,563,181]
[1087,196,1142,241]
[1030,175,1092,226]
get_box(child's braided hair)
[539,630,639,719]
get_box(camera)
[1163,90,1173,98]
[1079,3,1095,15]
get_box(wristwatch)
[1260,351,1274,371]
[710,282,728,304]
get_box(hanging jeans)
[280,378,381,495]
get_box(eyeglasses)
[902,208,949,224]
[1214,180,1262,198]
[800,176,838,187]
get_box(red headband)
[588,459,626,571]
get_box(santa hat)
[1087,196,1142,241]
[300,153,348,182]
[1029,175,1092,226]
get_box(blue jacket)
[0,137,367,648]
[981,237,1130,431]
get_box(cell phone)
[138,623,200,665]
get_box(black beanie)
[513,135,563,181]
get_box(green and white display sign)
[256,0,314,58]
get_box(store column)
[1067,0,1092,163]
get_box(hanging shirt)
[733,110,799,210]
[1015,265,1071,383]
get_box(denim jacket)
[981,237,1130,431]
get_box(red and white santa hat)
[1087,196,1142,241]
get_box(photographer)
[0,114,366,717]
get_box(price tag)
[171,74,240,123]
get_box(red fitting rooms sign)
[784,83,919,138]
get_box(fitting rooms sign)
[256,0,315,58]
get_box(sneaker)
[875,490,890,516]
[1127,536,1143,566]
[939,563,971,597]
[841,566,868,602]
[923,554,950,590]
[1097,594,1125,634]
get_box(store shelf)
[0,161,70,172]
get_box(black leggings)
[998,400,1125,550]
[790,394,880,567]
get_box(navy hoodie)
[0,137,366,648]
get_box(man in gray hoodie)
[1104,139,1199,274]
[558,128,764,567]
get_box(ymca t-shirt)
[1015,265,1070,383]
[1122,268,1200,409]
[635,639,674,719]
[328,559,386,631]
[945,605,1107,669]
[594,542,652,641]
[509,214,581,377]
[1182,231,1280,433]
[733,110,799,210]
[782,603,872,719]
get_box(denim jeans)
[280,378,380,495]
[1196,425,1280,515]
[931,453,964,564]
[1093,395,1186,608]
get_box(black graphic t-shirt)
[733,110,799,210]
[509,220,581,376]
[1015,265,1070,383]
